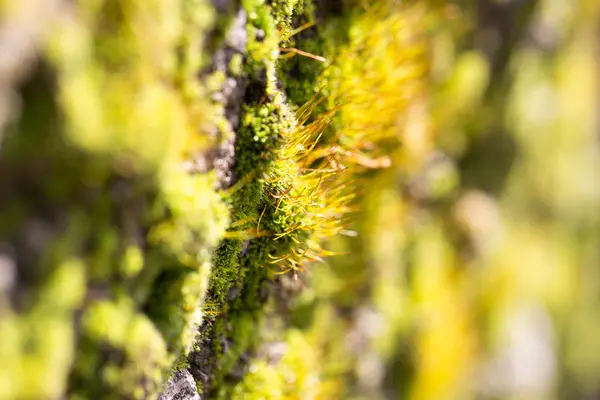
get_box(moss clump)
[187,1,321,393]
[188,1,367,397]
[235,100,295,177]
[243,0,281,72]
[72,299,169,399]
[0,0,234,399]
[221,2,434,399]
[0,0,426,398]
[204,239,243,314]
[268,0,309,40]
[191,90,299,396]
[278,35,328,108]
[229,53,245,77]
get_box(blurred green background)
[320,1,597,399]
[246,0,600,399]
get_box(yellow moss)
[122,245,144,278]
[0,258,87,400]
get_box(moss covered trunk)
[0,0,346,398]
[4,0,598,399]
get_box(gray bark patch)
[159,370,201,400]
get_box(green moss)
[0,257,87,399]
[228,53,244,77]
[231,329,326,399]
[206,239,243,312]
[121,245,144,278]
[235,101,294,177]
[149,172,228,267]
[0,0,235,398]
[194,18,305,390]
[269,0,308,41]
[0,0,360,398]
[187,1,355,394]
[243,0,280,75]
[145,263,205,352]
[206,71,228,93]
[72,299,170,399]
[278,35,328,108]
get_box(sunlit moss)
[0,0,233,398]
[4,0,596,399]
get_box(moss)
[208,2,435,398]
[206,71,228,93]
[206,239,243,312]
[0,0,420,399]
[235,101,295,177]
[230,2,437,398]
[192,91,295,394]
[0,0,235,398]
[71,299,170,399]
[190,0,311,389]
[268,0,308,41]
[187,1,368,395]
[0,257,87,399]
[278,35,328,108]
[231,329,328,399]
[243,0,281,74]
[121,245,144,279]
[228,53,244,77]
